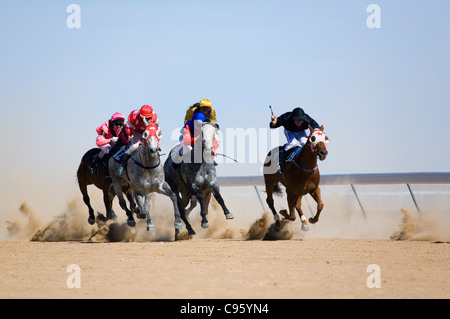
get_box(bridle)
[290,129,329,173]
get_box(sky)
[0,0,449,216]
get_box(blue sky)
[0,1,449,214]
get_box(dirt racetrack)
[1,191,449,299]
[0,238,449,299]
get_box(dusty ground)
[0,238,448,299]
[1,191,450,299]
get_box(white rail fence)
[217,172,450,217]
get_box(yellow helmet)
[199,98,212,108]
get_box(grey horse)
[164,121,233,237]
[109,123,183,232]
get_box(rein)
[131,145,161,170]
[289,142,318,173]
[131,156,161,169]
[291,160,318,172]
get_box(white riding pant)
[98,144,112,158]
[284,129,308,151]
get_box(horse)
[109,123,183,232]
[77,134,136,225]
[263,124,329,231]
[164,121,233,237]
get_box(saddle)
[112,147,127,162]
[279,145,301,165]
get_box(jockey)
[171,111,218,167]
[269,107,320,173]
[184,98,217,124]
[90,112,129,174]
[117,104,159,175]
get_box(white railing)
[217,172,450,217]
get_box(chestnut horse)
[263,125,329,231]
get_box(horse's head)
[308,125,329,161]
[202,122,220,157]
[141,123,162,153]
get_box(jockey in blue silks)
[171,111,218,167]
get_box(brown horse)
[263,125,329,231]
[77,147,137,225]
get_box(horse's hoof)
[147,224,155,231]
[110,211,118,220]
[225,213,234,220]
[137,213,146,220]
[271,223,280,232]
[308,217,317,224]
[279,209,289,219]
[127,219,136,227]
[174,221,183,230]
[188,229,196,236]
[201,222,209,229]
[301,225,310,231]
[87,217,95,225]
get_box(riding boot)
[277,150,286,174]
[89,154,100,174]
[117,153,131,175]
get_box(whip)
[216,153,238,163]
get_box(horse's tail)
[273,182,283,197]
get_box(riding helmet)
[292,107,305,121]
[139,105,153,118]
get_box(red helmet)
[139,105,153,118]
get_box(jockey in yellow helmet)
[184,98,217,124]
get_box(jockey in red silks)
[90,112,129,174]
[171,111,218,167]
[117,105,159,175]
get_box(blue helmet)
[193,112,206,122]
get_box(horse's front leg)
[179,194,196,236]
[135,191,154,231]
[112,182,135,227]
[79,181,96,225]
[191,184,208,228]
[295,196,309,231]
[308,186,324,224]
[107,186,118,220]
[102,189,114,221]
[157,182,183,231]
[185,197,198,215]
[143,193,155,231]
[210,182,233,220]
[125,188,142,219]
[282,191,298,222]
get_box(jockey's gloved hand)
[112,137,119,143]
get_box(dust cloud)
[391,208,450,241]
[2,188,450,242]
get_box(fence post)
[351,184,367,219]
[253,185,266,212]
[406,184,421,213]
